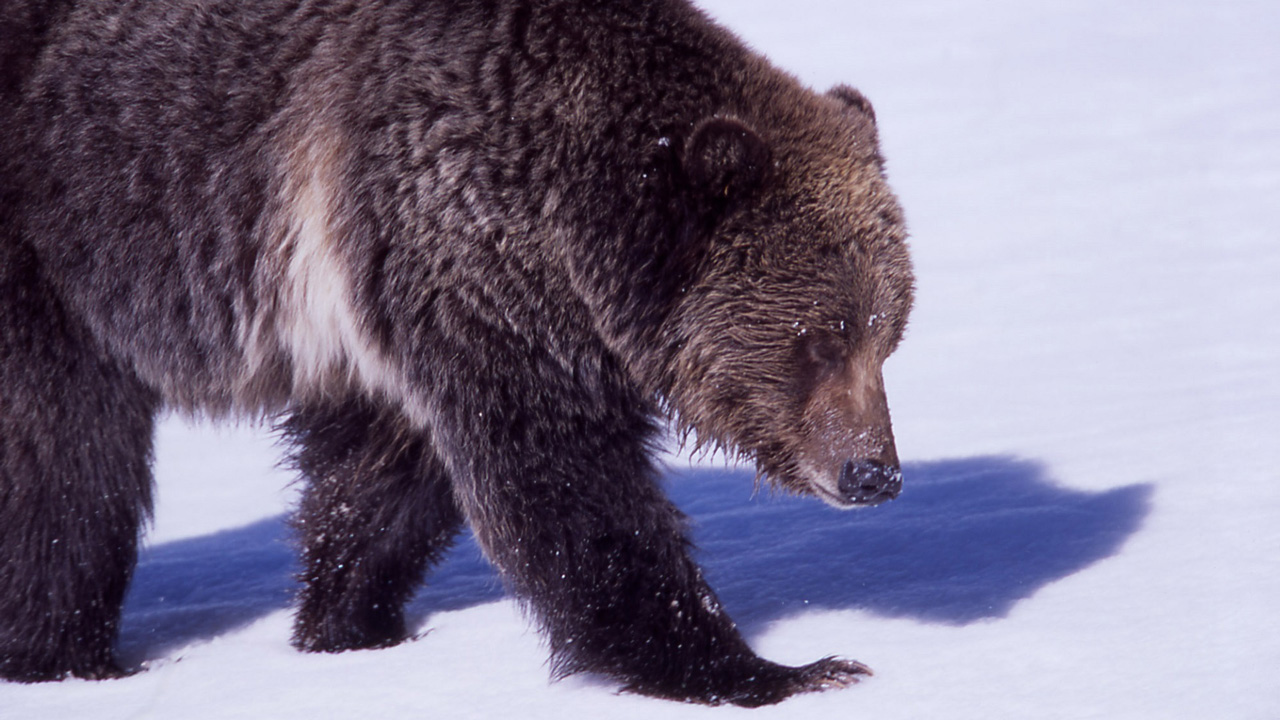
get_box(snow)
[5,1,1279,718]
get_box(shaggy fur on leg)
[282,398,464,652]
[0,243,158,682]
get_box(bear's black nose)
[837,459,902,506]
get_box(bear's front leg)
[422,329,868,706]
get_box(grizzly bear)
[0,0,913,706]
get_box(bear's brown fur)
[0,0,912,705]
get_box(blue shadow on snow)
[670,456,1153,631]
[119,456,1152,660]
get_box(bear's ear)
[828,84,876,125]
[682,116,771,206]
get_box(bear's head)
[661,84,913,509]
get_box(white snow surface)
[6,1,1278,718]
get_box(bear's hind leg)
[281,398,464,653]
[0,244,158,682]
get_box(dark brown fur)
[1,0,912,704]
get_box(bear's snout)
[837,459,902,506]
[793,353,903,509]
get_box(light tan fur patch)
[257,127,406,409]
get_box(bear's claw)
[619,655,872,707]
[793,656,873,691]
[718,656,872,707]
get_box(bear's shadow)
[118,456,1152,662]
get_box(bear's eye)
[789,333,847,403]
[803,335,846,375]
